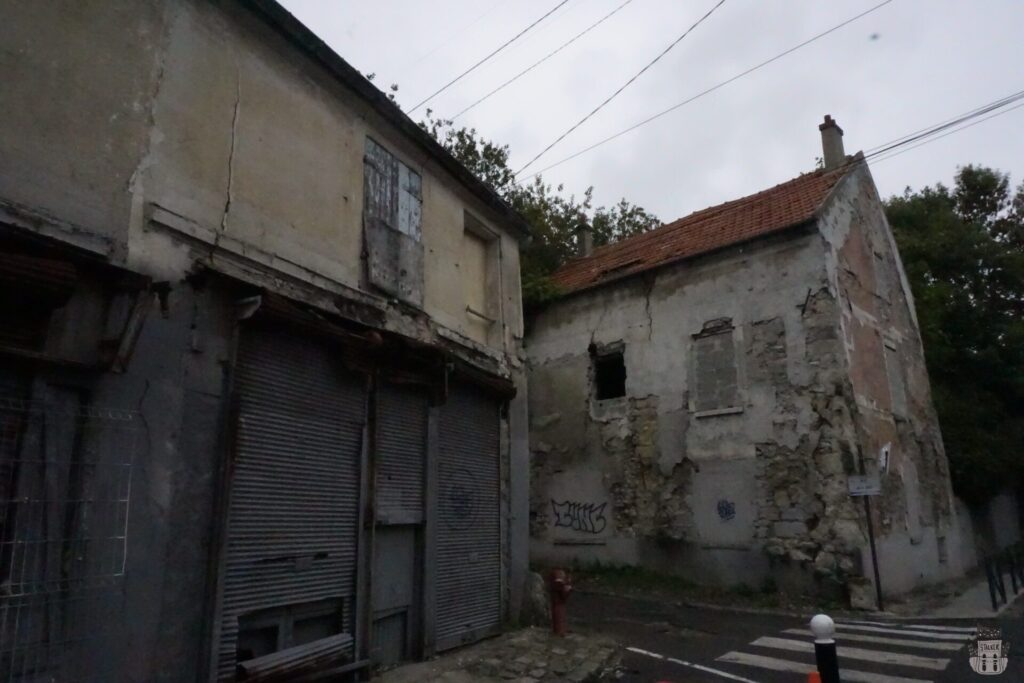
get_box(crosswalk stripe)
[899,624,978,634]
[716,651,932,683]
[836,623,971,640]
[839,620,977,634]
[626,646,762,682]
[751,636,950,670]
[782,629,964,651]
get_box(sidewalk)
[373,628,620,683]
[888,573,1024,626]
[916,576,1024,619]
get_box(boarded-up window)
[883,341,907,417]
[364,138,423,305]
[462,229,489,318]
[693,321,739,412]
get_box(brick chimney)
[576,222,594,257]
[819,115,845,170]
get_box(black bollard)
[810,614,842,683]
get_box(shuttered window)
[363,138,423,305]
[693,321,739,412]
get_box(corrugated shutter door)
[217,328,364,680]
[435,384,501,651]
[375,383,426,522]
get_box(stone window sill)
[694,406,744,419]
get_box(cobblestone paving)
[374,627,620,683]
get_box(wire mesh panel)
[0,393,137,683]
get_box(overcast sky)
[279,0,1024,223]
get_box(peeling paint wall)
[528,165,966,598]
[0,0,524,357]
[0,1,529,679]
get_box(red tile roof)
[551,166,848,295]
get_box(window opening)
[593,351,626,400]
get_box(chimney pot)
[819,115,846,170]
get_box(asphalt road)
[571,589,1024,683]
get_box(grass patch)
[557,560,843,612]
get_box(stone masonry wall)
[528,230,870,593]
[528,166,968,598]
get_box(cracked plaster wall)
[0,0,525,357]
[818,164,968,594]
[528,229,866,591]
[529,166,968,597]
[0,0,533,670]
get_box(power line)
[519,0,895,182]
[513,0,728,176]
[568,91,1024,244]
[870,100,1024,165]
[451,0,638,121]
[872,100,1024,165]
[862,90,1024,162]
[865,90,1024,155]
[409,0,572,113]
[400,1,506,76]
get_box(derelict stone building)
[527,118,972,602]
[0,1,529,680]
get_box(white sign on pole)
[848,474,882,497]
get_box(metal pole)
[863,496,884,612]
[994,555,1007,605]
[985,557,999,611]
[810,614,841,683]
[1008,550,1019,594]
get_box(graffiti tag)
[717,499,736,521]
[551,500,608,534]
[444,467,478,531]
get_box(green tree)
[420,112,659,306]
[885,165,1024,504]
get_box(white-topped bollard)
[809,613,841,683]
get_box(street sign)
[848,474,881,497]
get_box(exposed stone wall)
[818,164,967,593]
[528,165,968,597]
[528,231,868,590]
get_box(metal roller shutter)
[375,383,427,523]
[216,328,364,680]
[434,383,501,651]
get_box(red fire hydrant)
[547,568,573,636]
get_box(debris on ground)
[373,627,620,682]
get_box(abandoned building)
[527,117,974,602]
[0,1,530,681]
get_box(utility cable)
[519,0,894,181]
[409,0,572,113]
[870,100,1024,165]
[513,0,728,176]
[863,90,1024,161]
[865,89,1024,155]
[567,89,1024,250]
[451,0,638,121]
[400,0,506,75]
[868,100,1024,165]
